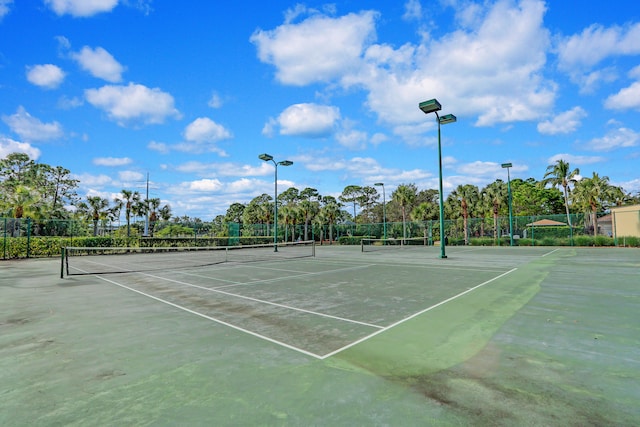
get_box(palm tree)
[571,172,615,235]
[299,187,320,241]
[449,184,480,245]
[86,196,110,236]
[146,198,162,236]
[319,198,342,244]
[392,184,417,242]
[114,189,141,237]
[411,201,438,243]
[541,159,580,228]
[482,180,507,241]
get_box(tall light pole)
[374,182,386,240]
[501,162,514,246]
[419,99,456,259]
[259,153,293,252]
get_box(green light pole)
[419,99,456,259]
[374,182,386,240]
[259,153,293,252]
[501,162,514,246]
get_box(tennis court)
[1,245,638,425]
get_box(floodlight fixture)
[419,98,456,258]
[502,162,514,246]
[258,153,293,251]
[419,99,442,114]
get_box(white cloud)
[584,127,640,152]
[251,10,378,85]
[189,179,224,192]
[174,161,271,177]
[547,153,605,165]
[556,22,640,91]
[274,103,341,137]
[71,173,114,187]
[556,22,640,71]
[253,1,554,137]
[26,64,65,89]
[184,117,232,142]
[402,0,422,21]
[44,0,118,17]
[208,92,223,108]
[93,156,132,166]
[537,106,587,135]
[72,46,124,82]
[456,161,501,176]
[336,128,367,150]
[355,0,554,128]
[0,0,13,20]
[85,83,180,125]
[0,136,41,159]
[118,170,144,182]
[604,81,640,111]
[1,106,63,141]
[57,95,83,109]
[147,141,169,154]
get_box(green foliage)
[155,224,194,237]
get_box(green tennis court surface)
[2,246,638,425]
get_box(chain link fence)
[2,210,639,259]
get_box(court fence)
[2,210,639,259]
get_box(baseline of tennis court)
[68,247,527,359]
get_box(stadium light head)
[279,160,293,166]
[419,99,442,115]
[501,162,513,169]
[439,114,457,125]
[258,153,273,162]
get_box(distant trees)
[3,151,639,242]
[0,153,78,220]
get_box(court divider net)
[61,240,315,277]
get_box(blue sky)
[1,0,639,220]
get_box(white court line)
[319,267,518,359]
[79,270,325,359]
[541,248,561,257]
[139,271,384,329]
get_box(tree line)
[0,153,170,236]
[1,152,639,240]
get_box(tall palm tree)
[299,187,320,241]
[482,180,507,241]
[392,184,417,242]
[541,159,580,228]
[319,199,342,244]
[86,196,109,236]
[450,184,480,245]
[114,189,141,237]
[571,172,615,235]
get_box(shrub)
[573,235,594,246]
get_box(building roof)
[526,219,567,227]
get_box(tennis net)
[361,237,430,252]
[62,241,315,277]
